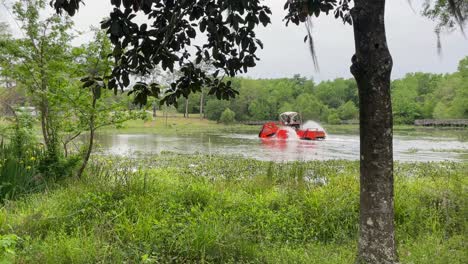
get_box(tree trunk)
[77,97,97,179]
[185,98,189,118]
[63,142,68,158]
[350,1,396,263]
[200,90,204,120]
[39,43,51,150]
[39,102,49,147]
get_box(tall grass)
[0,112,47,201]
[0,154,466,263]
[0,112,80,202]
[0,142,45,201]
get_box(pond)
[94,131,468,162]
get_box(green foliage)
[1,154,466,263]
[338,101,358,120]
[0,0,75,169]
[53,0,272,106]
[315,79,358,109]
[295,93,325,121]
[190,57,467,125]
[327,111,341,125]
[0,234,19,262]
[392,63,468,124]
[248,98,274,120]
[1,6,145,179]
[422,0,468,34]
[219,108,236,124]
[205,100,230,121]
[0,114,45,201]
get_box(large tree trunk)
[350,1,396,263]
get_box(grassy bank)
[323,124,468,140]
[104,118,260,135]
[3,115,467,140]
[102,115,468,140]
[0,154,466,263]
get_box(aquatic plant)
[0,154,465,263]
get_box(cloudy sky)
[2,0,467,82]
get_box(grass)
[101,116,260,135]
[324,124,468,140]
[3,114,467,140]
[0,154,466,263]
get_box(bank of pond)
[0,154,466,263]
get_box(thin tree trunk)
[350,1,396,263]
[77,97,97,178]
[63,142,68,158]
[185,98,189,118]
[39,42,51,150]
[40,103,49,147]
[200,91,204,120]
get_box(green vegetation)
[177,57,468,125]
[219,108,236,124]
[0,0,145,179]
[103,116,259,135]
[0,2,466,263]
[0,154,466,263]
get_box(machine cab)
[279,112,302,129]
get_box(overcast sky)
[1,0,467,82]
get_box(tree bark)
[39,102,49,147]
[350,1,396,263]
[200,91,204,120]
[77,97,97,179]
[185,98,189,118]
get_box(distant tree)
[327,110,341,125]
[278,102,295,115]
[295,93,325,121]
[248,98,274,121]
[205,99,229,121]
[219,108,235,124]
[338,101,358,120]
[431,58,468,119]
[314,79,349,109]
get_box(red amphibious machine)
[259,112,326,140]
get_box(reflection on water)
[93,132,468,162]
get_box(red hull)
[259,122,326,140]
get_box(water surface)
[94,132,468,162]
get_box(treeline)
[178,57,467,125]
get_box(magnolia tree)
[50,0,466,263]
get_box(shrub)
[219,108,236,124]
[0,112,47,201]
[338,101,358,120]
[205,100,230,121]
[327,111,341,124]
